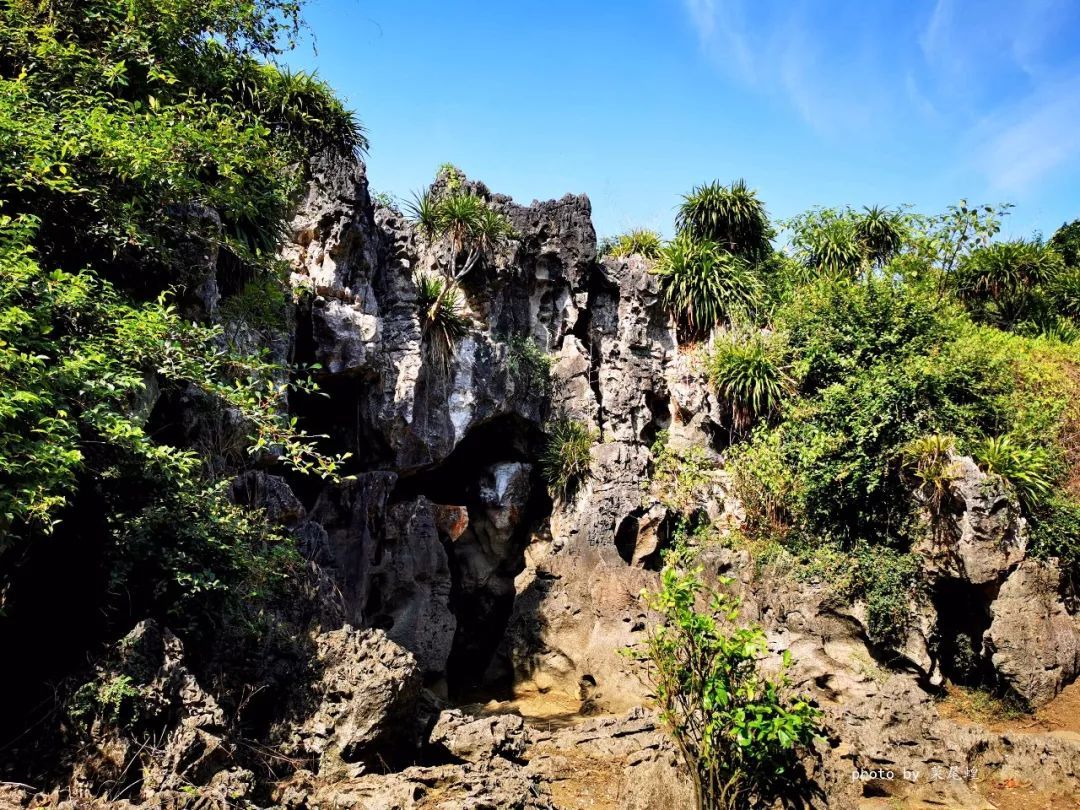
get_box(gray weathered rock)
[277,627,423,777]
[429,709,528,763]
[986,558,1080,705]
[915,454,1026,586]
[304,475,456,675]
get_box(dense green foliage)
[541,416,595,501]
[603,228,663,259]
[507,335,553,399]
[676,179,772,263]
[637,178,1080,646]
[0,0,356,646]
[655,235,763,340]
[707,331,790,433]
[637,566,821,809]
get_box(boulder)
[429,709,529,763]
[986,558,1080,705]
[278,627,424,776]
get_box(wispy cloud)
[681,0,1080,192]
[970,77,1080,193]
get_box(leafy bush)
[541,417,595,501]
[648,431,717,514]
[676,179,772,263]
[955,240,1065,329]
[707,332,791,433]
[636,566,821,808]
[0,0,356,684]
[1051,219,1080,268]
[607,228,663,259]
[507,335,552,398]
[655,234,763,340]
[973,435,1053,509]
[1028,495,1080,575]
[218,273,290,340]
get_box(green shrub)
[218,273,290,339]
[69,674,140,729]
[636,566,821,808]
[655,234,763,339]
[1050,219,1080,268]
[676,179,773,263]
[541,417,595,501]
[607,228,663,259]
[507,335,552,398]
[648,431,717,514]
[0,0,353,655]
[1029,495,1080,574]
[955,241,1065,329]
[849,546,924,649]
[707,332,791,433]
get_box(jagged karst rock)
[304,474,456,675]
[287,165,594,473]
[285,760,554,810]
[915,455,1027,586]
[64,621,231,802]
[429,709,529,763]
[229,470,306,526]
[277,627,424,777]
[986,558,1080,705]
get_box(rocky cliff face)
[15,154,1080,810]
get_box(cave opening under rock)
[932,578,997,688]
[392,414,553,700]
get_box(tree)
[0,0,355,722]
[1050,219,1080,268]
[636,566,821,809]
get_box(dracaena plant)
[406,175,515,355]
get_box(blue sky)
[286,0,1080,241]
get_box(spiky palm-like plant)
[707,332,790,433]
[807,217,864,278]
[414,272,470,368]
[406,177,515,336]
[855,206,906,267]
[608,228,663,259]
[541,416,595,501]
[974,435,1053,509]
[676,179,772,262]
[956,241,1065,327]
[901,434,960,513]
[238,64,368,158]
[655,234,763,340]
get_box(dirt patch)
[980,777,1080,810]
[938,680,1080,736]
[531,745,628,810]
[461,685,602,731]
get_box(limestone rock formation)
[987,558,1080,705]
[276,627,425,777]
